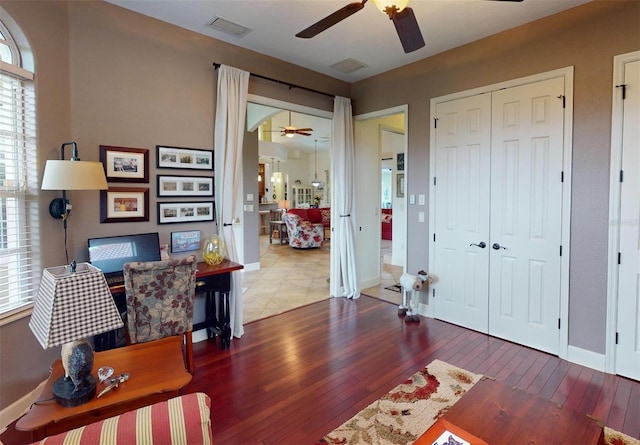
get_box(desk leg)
[219,291,231,349]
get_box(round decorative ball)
[202,235,226,265]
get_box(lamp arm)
[60,142,79,161]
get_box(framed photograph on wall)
[171,230,201,253]
[100,145,149,183]
[100,187,149,223]
[396,173,405,198]
[397,153,405,171]
[156,145,213,170]
[158,201,215,224]
[157,175,213,197]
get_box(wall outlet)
[243,204,254,212]
[247,193,254,202]
[418,194,425,205]
[418,211,425,222]
[410,194,416,204]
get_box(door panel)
[616,59,640,379]
[489,77,565,354]
[433,94,492,332]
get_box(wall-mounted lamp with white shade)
[41,142,108,227]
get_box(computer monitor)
[88,232,161,280]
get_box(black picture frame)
[157,201,215,224]
[156,145,213,170]
[157,175,214,198]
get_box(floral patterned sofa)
[283,211,324,248]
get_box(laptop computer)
[88,232,161,287]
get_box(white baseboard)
[566,345,606,372]
[0,380,45,434]
[242,262,260,272]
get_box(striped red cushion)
[34,392,212,445]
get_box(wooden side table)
[16,336,192,441]
[269,220,288,245]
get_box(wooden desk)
[426,379,604,445]
[16,336,191,441]
[101,260,243,351]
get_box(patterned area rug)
[318,359,639,445]
[318,359,481,445]
[605,427,640,445]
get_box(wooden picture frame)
[156,145,213,170]
[396,173,405,198]
[100,187,149,223]
[157,175,213,197]
[158,201,215,224]
[100,145,149,183]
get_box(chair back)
[123,255,197,345]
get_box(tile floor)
[241,235,403,323]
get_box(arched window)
[0,17,38,316]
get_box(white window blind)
[0,65,38,315]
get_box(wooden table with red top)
[16,336,191,441]
[416,378,604,445]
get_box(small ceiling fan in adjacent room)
[266,111,313,138]
[296,0,524,54]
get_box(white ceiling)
[105,0,591,82]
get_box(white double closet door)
[433,77,565,355]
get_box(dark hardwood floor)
[2,295,639,444]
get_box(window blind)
[0,67,38,315]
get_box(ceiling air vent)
[206,17,252,37]
[330,58,368,74]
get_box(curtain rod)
[212,62,335,99]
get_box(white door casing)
[607,52,640,380]
[488,77,565,355]
[433,94,492,332]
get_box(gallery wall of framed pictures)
[99,144,214,226]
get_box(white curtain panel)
[330,96,360,299]
[214,65,249,338]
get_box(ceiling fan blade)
[297,132,313,136]
[296,1,366,38]
[295,128,314,132]
[390,7,425,53]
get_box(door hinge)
[434,118,439,129]
[433,233,436,242]
[433,177,437,186]
[557,95,566,108]
[561,171,564,183]
[432,288,436,298]
[559,245,562,256]
[620,170,624,183]
[615,332,619,344]
[558,318,561,329]
[616,84,627,100]
[618,252,621,265]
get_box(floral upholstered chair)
[123,255,197,373]
[283,213,324,248]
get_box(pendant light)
[311,140,321,187]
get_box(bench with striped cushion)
[31,392,212,445]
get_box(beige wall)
[1,0,639,412]
[351,0,640,355]
[0,0,348,410]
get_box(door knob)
[492,243,506,250]
[470,242,486,248]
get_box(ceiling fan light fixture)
[372,0,409,14]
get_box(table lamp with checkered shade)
[30,262,124,407]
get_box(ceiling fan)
[266,111,313,138]
[296,0,524,54]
